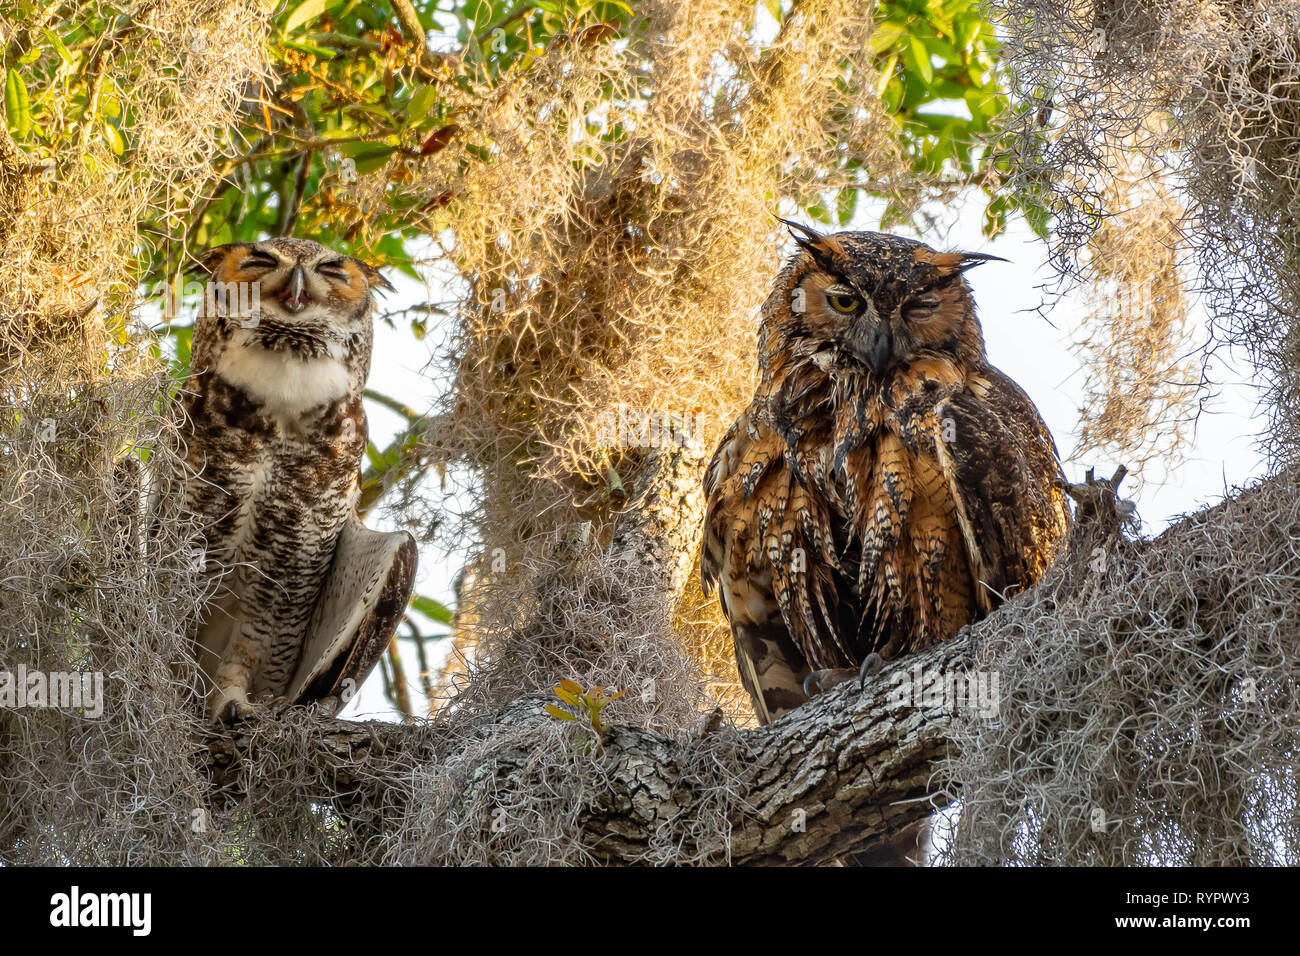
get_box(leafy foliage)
[546,679,627,749]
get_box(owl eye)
[317,259,350,280]
[825,292,862,315]
[240,252,279,271]
[902,297,940,321]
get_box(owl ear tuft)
[927,249,1009,276]
[956,251,1008,272]
[776,217,840,270]
[356,260,396,294]
[185,244,246,278]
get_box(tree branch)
[202,631,965,865]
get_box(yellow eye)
[826,292,861,314]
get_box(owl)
[702,224,1070,838]
[180,237,417,721]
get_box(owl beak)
[866,323,893,378]
[282,264,308,313]
[844,316,893,378]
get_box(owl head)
[188,236,394,330]
[762,221,1003,382]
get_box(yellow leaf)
[558,679,584,695]
[103,121,125,156]
[875,54,898,96]
[869,22,905,54]
[544,705,577,721]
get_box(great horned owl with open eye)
[703,221,1070,721]
[181,237,417,721]
[701,223,1071,864]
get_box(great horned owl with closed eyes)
[181,237,417,721]
[703,222,1070,739]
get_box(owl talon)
[207,686,255,724]
[858,652,884,689]
[803,667,860,698]
[212,695,295,724]
[218,698,249,724]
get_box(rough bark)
[608,444,708,596]
[203,631,963,865]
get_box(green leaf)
[983,195,1008,238]
[353,147,395,174]
[410,594,453,624]
[919,36,955,61]
[339,141,397,173]
[5,69,30,138]
[836,188,857,225]
[279,37,335,56]
[42,28,73,65]
[906,35,934,85]
[339,138,392,156]
[954,12,981,52]
[964,88,1001,122]
[407,84,438,123]
[284,0,343,34]
[869,22,905,54]
[165,323,194,380]
[931,79,967,100]
[911,112,954,133]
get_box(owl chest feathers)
[801,369,974,593]
[184,328,368,565]
[707,357,986,667]
[211,322,362,428]
[218,334,349,418]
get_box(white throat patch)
[216,328,350,417]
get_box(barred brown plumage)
[702,222,1070,726]
[180,237,416,722]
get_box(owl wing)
[702,412,814,724]
[931,366,1071,612]
[285,515,418,714]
